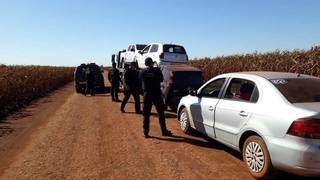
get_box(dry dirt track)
[0,83,314,180]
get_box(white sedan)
[177,71,320,179]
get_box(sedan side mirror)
[189,89,198,96]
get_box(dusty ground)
[0,81,316,179]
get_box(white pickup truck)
[122,44,147,63]
[136,43,189,69]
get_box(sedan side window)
[200,78,226,98]
[224,78,259,103]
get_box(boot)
[162,130,173,137]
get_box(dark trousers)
[110,82,119,101]
[143,92,167,135]
[121,88,141,112]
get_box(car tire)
[242,136,275,179]
[179,108,192,134]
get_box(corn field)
[0,65,74,119]
[189,46,320,81]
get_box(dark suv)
[161,64,204,111]
[74,63,105,94]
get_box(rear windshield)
[270,78,320,103]
[173,71,204,87]
[136,44,147,50]
[163,45,186,54]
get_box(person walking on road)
[120,62,142,114]
[85,64,95,96]
[108,63,120,102]
[140,58,172,138]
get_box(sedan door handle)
[239,111,248,117]
[209,106,214,111]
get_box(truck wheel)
[179,108,192,134]
[242,136,275,179]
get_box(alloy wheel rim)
[245,141,265,173]
[180,111,188,130]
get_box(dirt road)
[0,83,311,179]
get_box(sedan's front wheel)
[179,108,192,134]
[243,136,275,179]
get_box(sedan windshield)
[270,78,320,103]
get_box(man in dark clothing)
[120,62,142,114]
[108,63,120,102]
[85,64,95,96]
[140,58,172,138]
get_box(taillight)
[287,118,320,139]
[168,72,173,84]
[169,75,173,82]
[159,53,164,59]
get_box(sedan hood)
[293,102,320,113]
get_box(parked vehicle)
[112,45,146,80]
[74,64,87,93]
[161,64,204,111]
[136,43,188,69]
[75,63,105,94]
[116,50,127,69]
[87,63,105,93]
[125,44,147,63]
[177,71,320,178]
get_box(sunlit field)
[190,46,320,80]
[0,65,74,118]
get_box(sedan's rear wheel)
[179,108,192,134]
[243,136,275,179]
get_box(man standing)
[85,64,95,96]
[140,58,172,138]
[108,63,120,102]
[120,62,142,114]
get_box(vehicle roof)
[226,71,316,79]
[162,64,202,72]
[150,43,184,47]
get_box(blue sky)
[0,0,319,66]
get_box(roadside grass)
[190,46,320,80]
[0,65,74,119]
